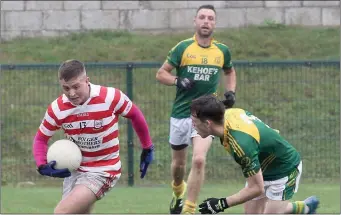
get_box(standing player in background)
[156,5,237,214]
[33,60,154,214]
[190,95,319,214]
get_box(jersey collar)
[193,34,214,48]
[88,83,100,97]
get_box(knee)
[54,205,68,214]
[192,155,206,170]
[171,149,187,168]
[172,158,186,168]
[54,204,89,214]
[54,202,84,214]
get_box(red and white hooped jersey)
[38,83,133,177]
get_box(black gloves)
[199,197,229,214]
[175,77,195,90]
[222,91,235,108]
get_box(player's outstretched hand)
[199,197,229,214]
[176,77,195,90]
[37,161,71,178]
[222,91,236,108]
[140,144,154,179]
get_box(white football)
[47,139,82,171]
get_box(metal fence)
[1,60,339,186]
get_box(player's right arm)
[33,102,61,165]
[156,61,177,86]
[224,132,264,207]
[33,103,71,178]
[156,42,195,90]
[156,41,183,86]
[33,104,60,166]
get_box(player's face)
[191,115,212,138]
[194,8,216,38]
[60,73,90,105]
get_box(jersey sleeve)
[38,103,61,138]
[215,43,233,69]
[229,130,260,178]
[166,42,184,68]
[110,89,133,117]
[223,47,233,69]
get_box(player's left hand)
[222,91,235,108]
[199,197,229,214]
[140,144,154,178]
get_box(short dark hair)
[58,59,85,81]
[196,4,216,14]
[190,95,225,124]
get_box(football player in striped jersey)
[33,59,154,214]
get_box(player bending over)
[190,95,319,214]
[33,59,154,214]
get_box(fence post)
[126,63,134,187]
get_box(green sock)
[292,201,307,214]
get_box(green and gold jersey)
[221,108,301,181]
[166,35,233,118]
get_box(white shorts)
[62,171,121,200]
[169,117,203,146]
[246,161,302,201]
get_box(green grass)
[0,26,339,63]
[0,26,340,186]
[1,183,340,213]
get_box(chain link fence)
[1,61,339,186]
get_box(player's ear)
[86,76,90,84]
[206,119,211,127]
